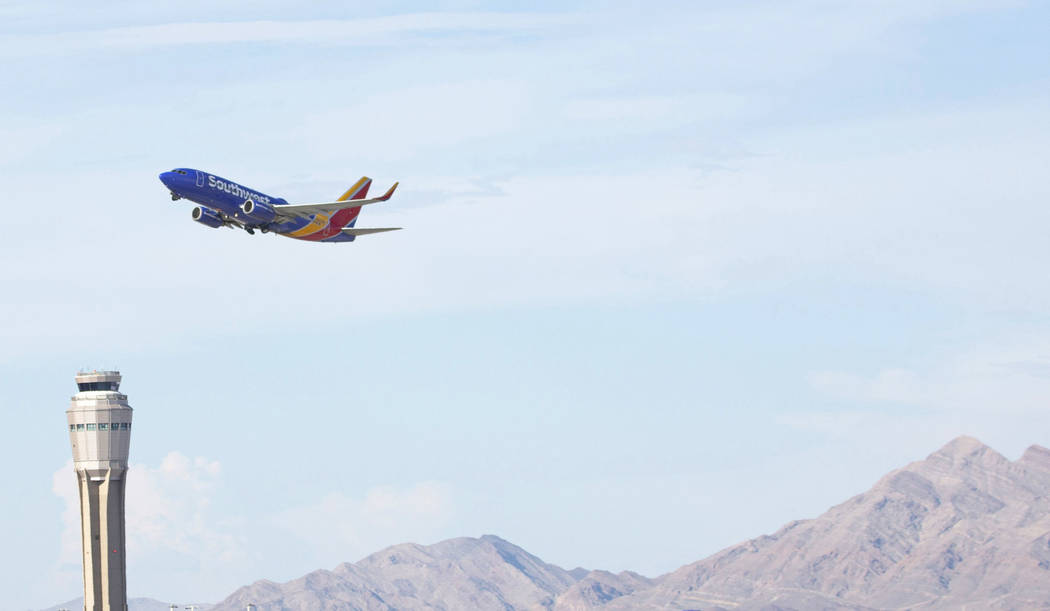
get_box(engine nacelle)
[191,206,224,228]
[240,198,276,223]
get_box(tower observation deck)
[67,370,132,611]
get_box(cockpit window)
[172,169,188,175]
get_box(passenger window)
[86,424,96,431]
[76,424,84,431]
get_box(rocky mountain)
[210,535,583,611]
[48,436,1050,610]
[553,570,655,610]
[600,436,1050,610]
[43,599,212,611]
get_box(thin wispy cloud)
[0,13,576,58]
[809,335,1050,415]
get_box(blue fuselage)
[159,168,357,242]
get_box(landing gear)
[170,192,180,201]
[245,227,255,235]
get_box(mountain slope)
[211,534,580,610]
[43,599,212,611]
[603,436,1050,610]
[553,570,654,610]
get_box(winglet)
[379,182,399,201]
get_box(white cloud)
[51,462,83,573]
[53,452,230,561]
[51,453,454,601]
[124,452,235,563]
[52,452,241,600]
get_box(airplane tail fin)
[338,177,372,202]
[333,177,373,228]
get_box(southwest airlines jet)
[159,168,400,242]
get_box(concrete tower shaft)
[67,370,132,611]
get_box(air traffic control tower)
[67,370,132,611]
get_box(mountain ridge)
[599,436,1050,609]
[47,436,1050,610]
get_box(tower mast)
[67,370,133,611]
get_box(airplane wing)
[214,210,243,229]
[272,182,398,219]
[341,227,402,236]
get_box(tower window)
[86,424,96,431]
[121,423,129,430]
[69,424,75,431]
[76,424,84,431]
[98,423,108,431]
[77,381,118,392]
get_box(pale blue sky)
[2,1,1049,608]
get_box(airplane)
[158,168,400,242]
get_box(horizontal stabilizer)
[272,182,399,218]
[341,227,402,236]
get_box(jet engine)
[240,198,276,223]
[191,206,224,228]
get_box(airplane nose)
[159,172,183,201]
